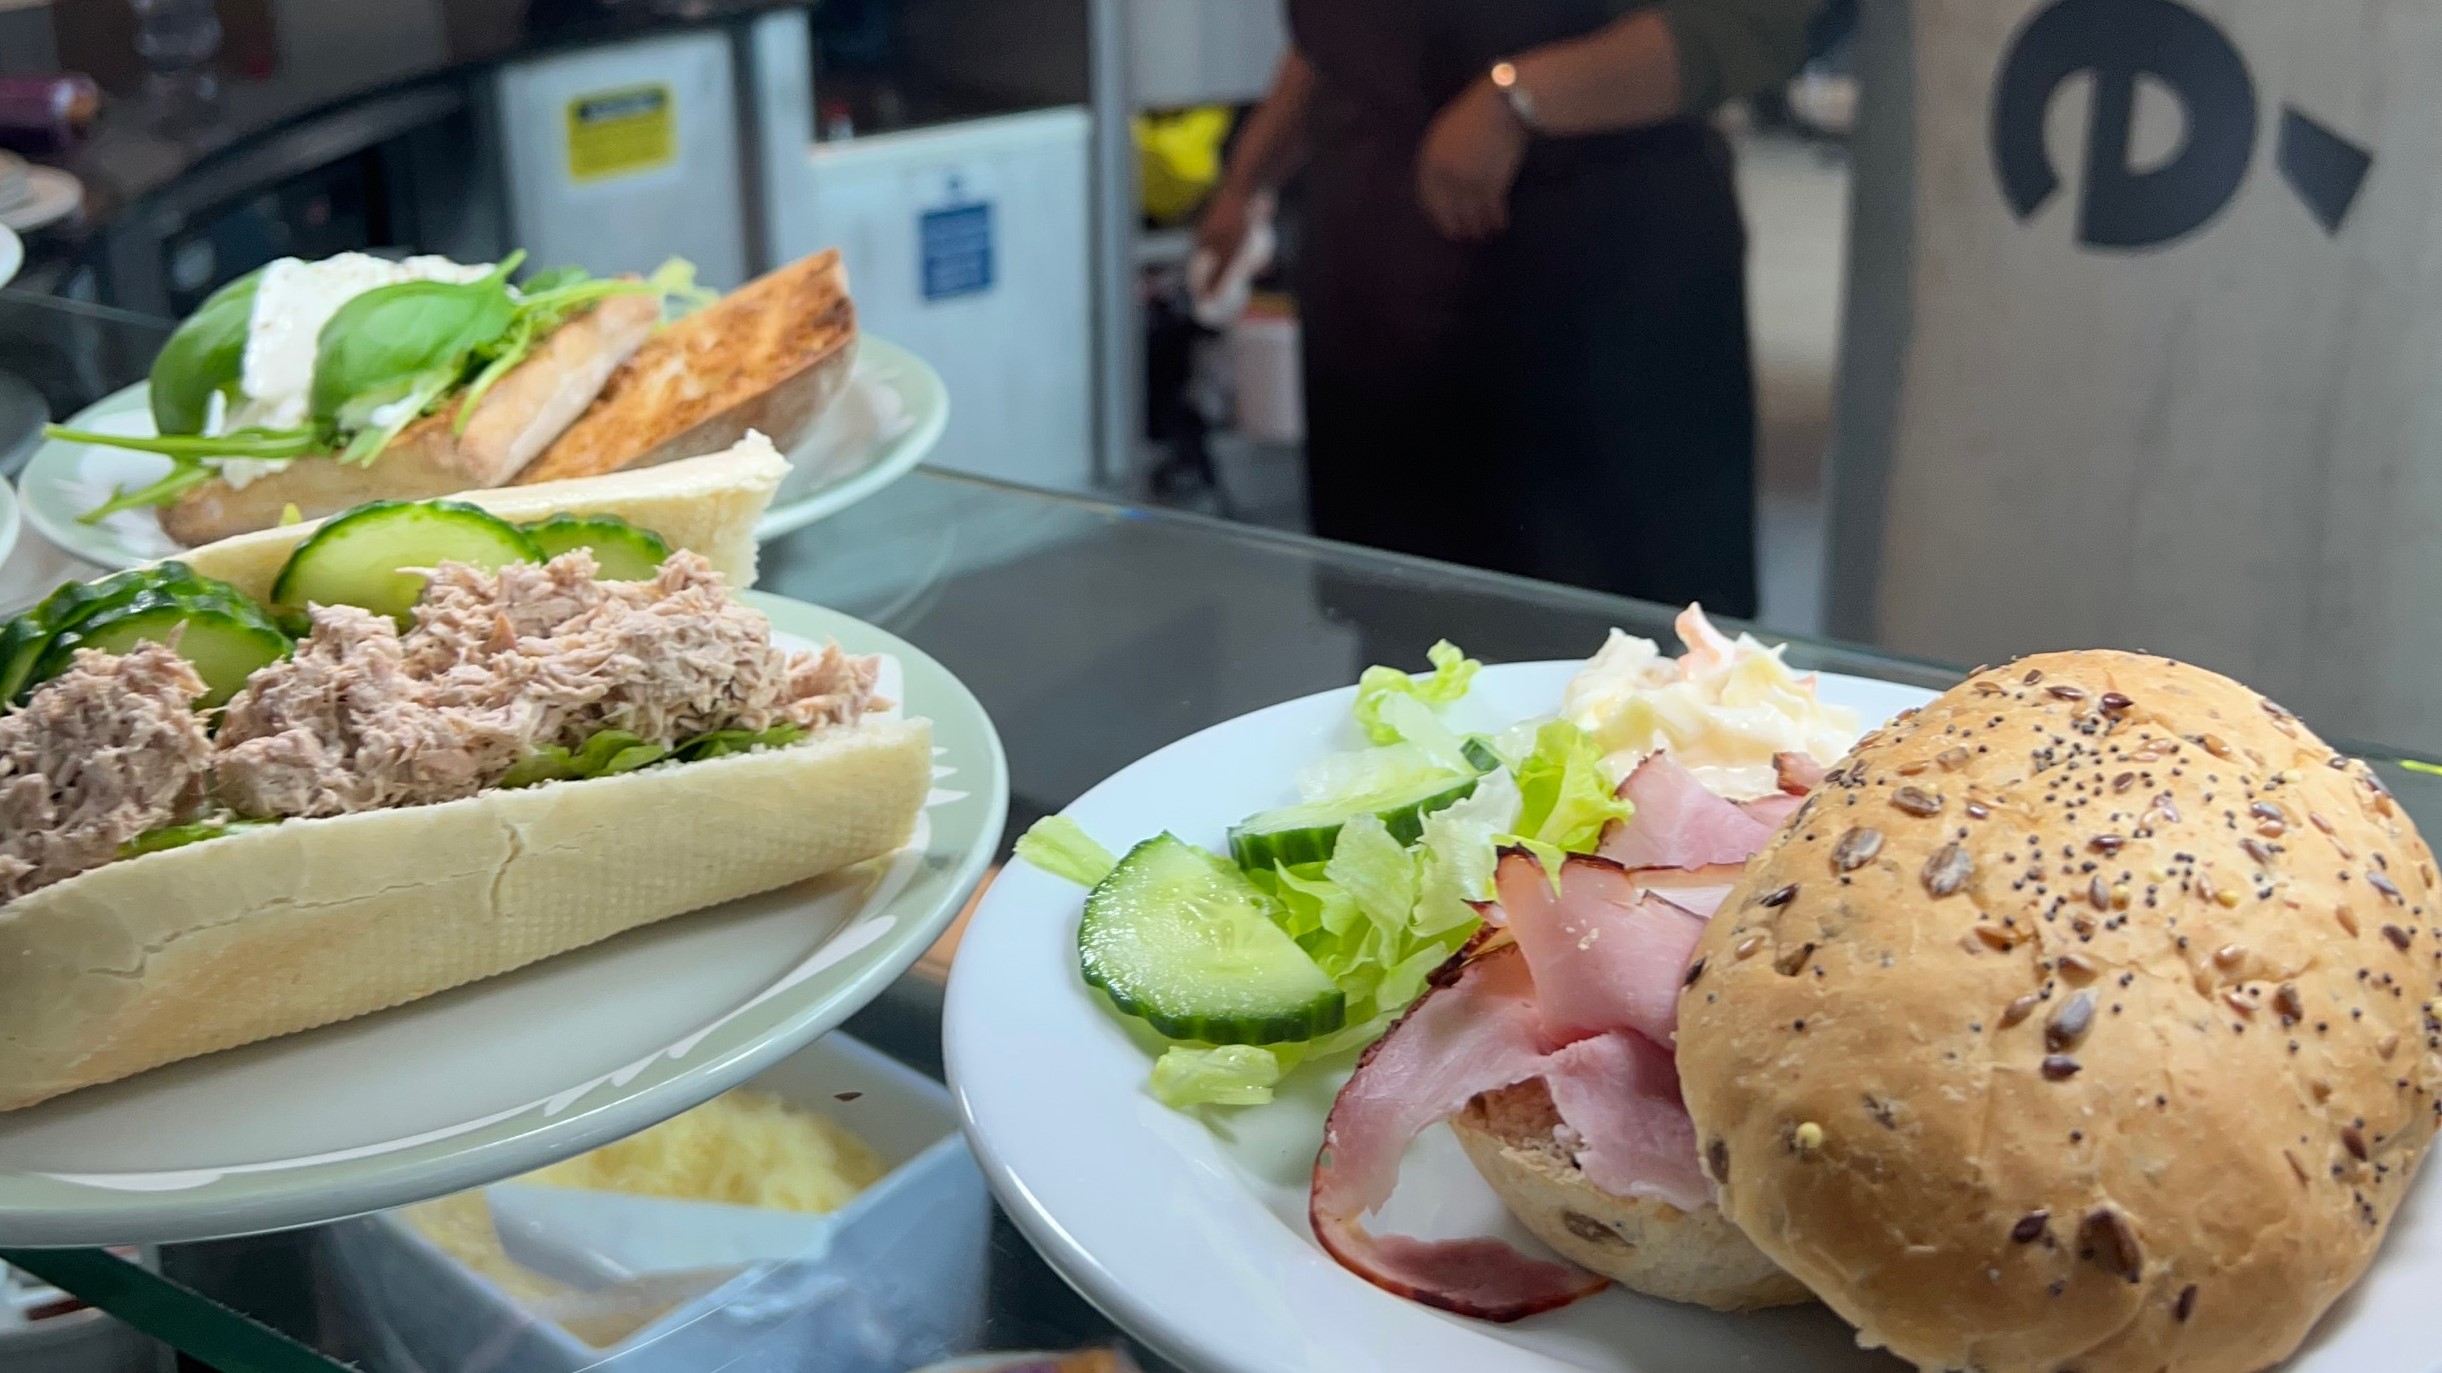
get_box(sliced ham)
[1598,753,1776,870]
[1311,857,1721,1320]
[1623,861,1747,920]
[1739,792,1803,830]
[1310,945,1608,1321]
[1539,1032,1711,1212]
[1771,749,1830,794]
[1496,851,1705,1046]
[1307,746,1819,1322]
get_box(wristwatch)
[1488,60,1543,133]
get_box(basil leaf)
[334,363,459,465]
[519,264,591,294]
[149,269,264,436]
[308,254,523,428]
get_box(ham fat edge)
[1309,751,1801,1321]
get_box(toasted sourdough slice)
[174,433,789,603]
[516,249,857,485]
[0,717,933,1112]
[159,293,665,547]
[1450,1080,1814,1313]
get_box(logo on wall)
[1992,0,2373,248]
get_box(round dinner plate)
[946,663,2442,1373]
[0,477,18,576]
[15,336,948,570]
[0,593,1006,1248]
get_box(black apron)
[1289,0,1760,618]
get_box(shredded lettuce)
[1014,816,1121,889]
[498,723,806,790]
[1370,691,1478,774]
[1324,813,1416,935]
[1150,1044,1285,1107]
[1413,769,1520,936]
[1352,640,1478,746]
[1295,743,1456,807]
[500,730,670,789]
[1511,720,1633,853]
[119,817,270,858]
[674,723,806,762]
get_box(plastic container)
[1226,296,1304,445]
[323,1034,991,1373]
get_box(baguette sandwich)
[0,433,930,1113]
[45,248,859,548]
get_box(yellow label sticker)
[565,84,675,184]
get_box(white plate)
[15,336,948,570]
[0,168,79,235]
[946,663,2442,1373]
[0,224,21,290]
[0,593,1006,1247]
[0,478,18,577]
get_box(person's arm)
[1196,50,1318,269]
[1415,1,1812,240]
[1516,2,1815,132]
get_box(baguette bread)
[174,432,790,603]
[159,294,665,546]
[0,715,932,1112]
[1450,1080,1813,1312]
[517,250,858,485]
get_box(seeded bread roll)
[1450,1080,1814,1311]
[1676,650,2442,1373]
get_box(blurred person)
[1199,3,1817,618]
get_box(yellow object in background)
[565,84,676,184]
[1135,107,1233,225]
[521,1088,886,1214]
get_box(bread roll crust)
[1450,1080,1813,1311]
[1676,651,2442,1373]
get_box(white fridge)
[771,108,1097,495]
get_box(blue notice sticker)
[920,202,994,301]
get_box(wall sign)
[565,84,676,184]
[1991,0,2373,247]
[921,198,995,302]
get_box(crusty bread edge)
[170,432,789,603]
[515,257,857,485]
[1450,1082,1815,1312]
[0,714,933,1113]
[556,319,858,481]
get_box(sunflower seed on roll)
[1676,650,2442,1373]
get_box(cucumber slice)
[1227,773,1481,873]
[521,514,670,581]
[2,563,226,702]
[37,590,291,708]
[0,615,47,705]
[1461,736,1505,774]
[1079,834,1346,1045]
[271,500,542,622]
